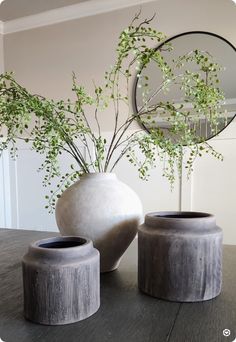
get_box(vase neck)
[80,172,117,181]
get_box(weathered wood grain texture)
[168,246,236,342]
[22,236,100,325]
[138,212,223,302]
[0,228,235,342]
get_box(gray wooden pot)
[22,236,100,325]
[138,211,223,302]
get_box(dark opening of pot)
[155,212,211,219]
[38,238,87,249]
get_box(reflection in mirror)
[134,32,236,142]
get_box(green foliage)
[0,12,224,211]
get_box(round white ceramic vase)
[55,173,143,272]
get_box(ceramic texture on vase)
[55,173,143,273]
[138,211,223,302]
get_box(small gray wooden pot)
[22,236,100,325]
[138,212,223,302]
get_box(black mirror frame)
[133,30,236,142]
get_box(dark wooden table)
[0,228,236,342]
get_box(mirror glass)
[134,32,236,141]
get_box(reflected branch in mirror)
[134,31,236,143]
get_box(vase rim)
[144,211,216,227]
[36,236,89,249]
[27,236,94,260]
[147,211,214,219]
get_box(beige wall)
[4,0,236,131]
[1,0,236,243]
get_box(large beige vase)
[55,173,143,272]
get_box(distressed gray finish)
[0,228,236,342]
[138,212,223,302]
[22,236,100,325]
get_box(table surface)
[0,228,236,342]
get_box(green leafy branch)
[0,12,225,211]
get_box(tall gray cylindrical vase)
[138,211,223,302]
[22,236,100,325]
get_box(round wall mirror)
[134,31,236,141]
